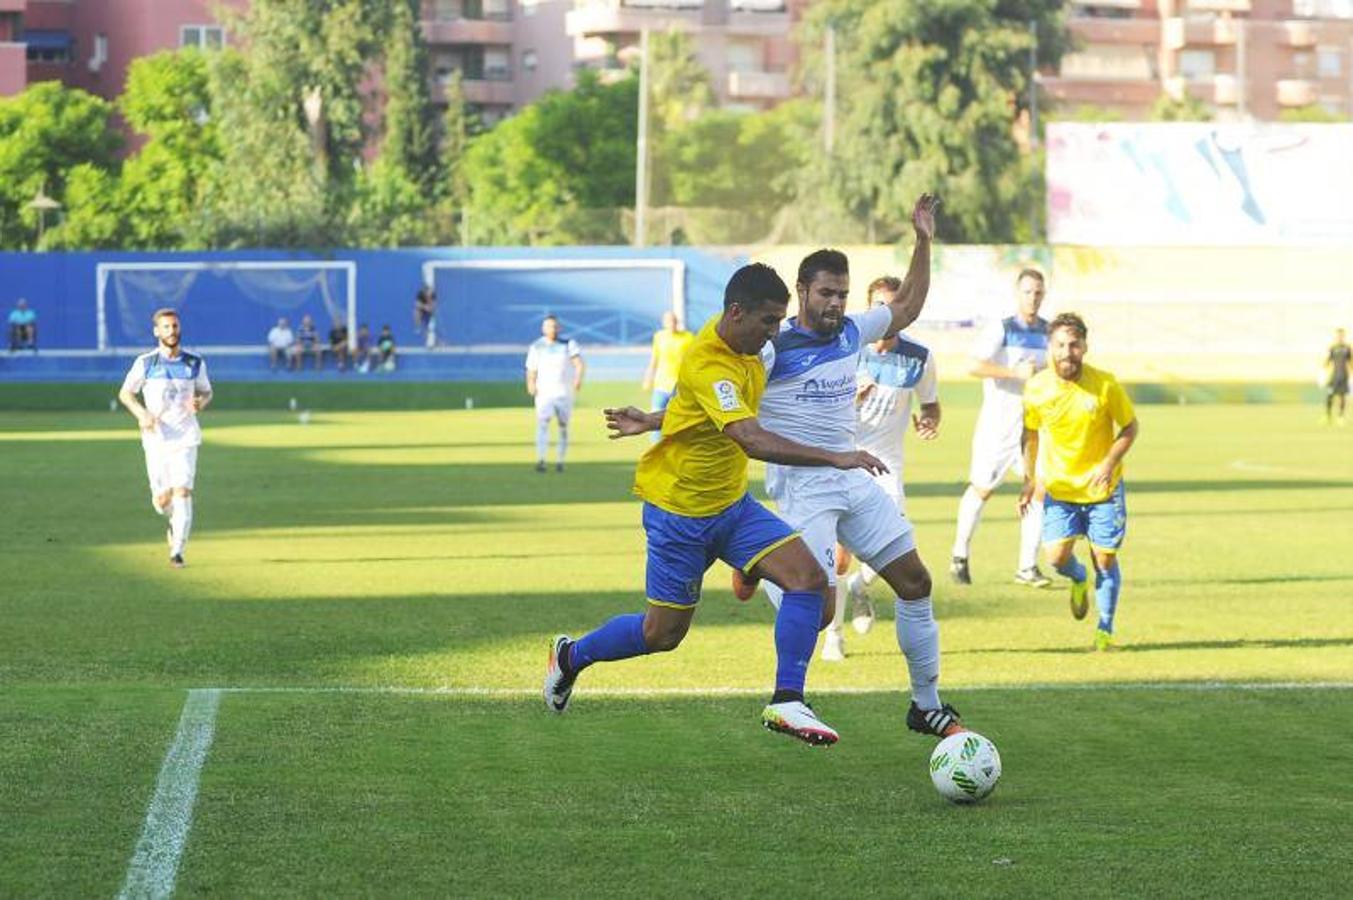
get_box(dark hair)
[151,308,179,324]
[797,249,849,287]
[1016,268,1045,285]
[1049,312,1087,340]
[542,314,558,323]
[866,275,902,303]
[724,263,789,312]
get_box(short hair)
[542,314,558,324]
[724,263,789,312]
[866,276,902,304]
[1049,312,1087,340]
[1016,268,1045,285]
[797,249,849,287]
[151,308,179,324]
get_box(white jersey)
[856,334,938,466]
[525,337,581,400]
[121,348,211,449]
[971,315,1049,428]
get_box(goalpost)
[96,260,358,351]
[420,258,686,349]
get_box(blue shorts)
[1043,481,1127,553]
[643,493,797,608]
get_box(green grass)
[2,399,1351,896]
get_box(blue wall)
[0,247,743,354]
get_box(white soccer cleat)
[820,628,846,662]
[761,700,840,746]
[543,635,576,714]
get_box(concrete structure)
[1048,0,1353,121]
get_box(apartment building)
[1048,0,1353,120]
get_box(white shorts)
[535,395,574,425]
[968,413,1025,491]
[767,467,916,584]
[858,447,905,511]
[144,442,198,498]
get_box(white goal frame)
[421,258,686,346]
[95,260,358,351]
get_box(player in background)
[828,277,941,656]
[641,310,693,415]
[1324,328,1351,425]
[525,314,585,473]
[951,269,1052,589]
[117,308,213,569]
[545,264,888,746]
[1018,313,1139,651]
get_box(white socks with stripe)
[170,495,193,556]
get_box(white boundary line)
[119,689,221,900]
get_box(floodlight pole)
[634,28,651,248]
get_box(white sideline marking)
[119,689,221,900]
[207,681,1353,699]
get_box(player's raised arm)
[883,193,938,338]
[723,417,888,475]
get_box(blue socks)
[774,591,823,697]
[568,613,648,673]
[1055,555,1088,584]
[1095,560,1122,633]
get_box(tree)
[382,0,439,191]
[1278,103,1348,123]
[797,0,1070,243]
[1149,92,1213,122]
[434,70,476,242]
[0,82,120,248]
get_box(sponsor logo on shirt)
[793,373,856,403]
[713,380,741,412]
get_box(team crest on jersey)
[1081,395,1098,413]
[713,380,741,412]
[838,332,850,351]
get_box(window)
[181,25,226,49]
[1061,44,1154,80]
[1179,49,1216,81]
[1319,46,1343,78]
[522,49,538,74]
[484,46,511,81]
[24,29,73,63]
[1292,50,1315,78]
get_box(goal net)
[96,261,357,351]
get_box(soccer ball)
[929,731,1002,804]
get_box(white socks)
[535,419,549,462]
[557,422,569,465]
[169,495,193,556]
[951,486,986,559]
[1019,500,1044,571]
[895,598,941,709]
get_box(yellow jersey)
[634,315,765,516]
[650,328,694,393]
[1023,363,1136,504]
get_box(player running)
[544,264,888,746]
[830,277,941,656]
[1324,328,1351,426]
[1018,313,1139,651]
[525,314,585,473]
[117,308,213,569]
[951,268,1052,588]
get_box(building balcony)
[1068,16,1159,46]
[423,18,513,45]
[459,77,515,105]
[1276,78,1317,106]
[1176,0,1250,11]
[0,0,26,12]
[567,4,698,36]
[1039,74,1160,107]
[1280,20,1317,48]
[566,0,786,38]
[726,68,789,100]
[1164,74,1237,104]
[1162,16,1237,50]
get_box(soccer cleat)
[1014,566,1053,589]
[534,461,547,473]
[949,557,971,585]
[1094,628,1118,652]
[731,568,759,602]
[169,554,186,569]
[761,701,839,746]
[820,628,845,662]
[543,635,577,713]
[847,575,875,635]
[555,462,564,473]
[1069,578,1090,621]
[907,701,966,738]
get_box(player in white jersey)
[949,268,1052,589]
[525,314,585,473]
[737,200,968,740]
[832,277,942,649]
[117,308,213,568]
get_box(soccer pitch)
[2,399,1350,896]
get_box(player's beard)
[1055,358,1081,380]
[160,334,180,352]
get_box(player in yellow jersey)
[641,310,693,413]
[1017,313,1139,650]
[543,264,888,745]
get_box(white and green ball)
[929,732,1002,804]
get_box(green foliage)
[646,29,714,134]
[798,0,1068,243]
[1048,103,1125,123]
[40,163,122,249]
[1277,103,1348,123]
[382,0,439,191]
[0,82,120,248]
[346,157,437,246]
[1149,92,1213,122]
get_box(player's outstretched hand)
[912,193,940,241]
[834,449,889,476]
[604,406,656,439]
[912,413,939,441]
[1016,479,1036,518]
